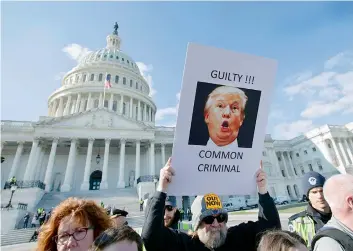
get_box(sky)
[1,2,353,140]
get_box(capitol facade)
[1,27,353,203]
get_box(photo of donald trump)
[204,86,248,147]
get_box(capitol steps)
[0,228,37,246]
[35,187,142,216]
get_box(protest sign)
[168,43,277,196]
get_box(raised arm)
[227,162,281,249]
[141,158,184,251]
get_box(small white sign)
[168,43,277,196]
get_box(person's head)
[91,226,143,251]
[204,86,247,147]
[37,197,112,251]
[110,209,128,228]
[257,230,307,251]
[301,172,329,212]
[164,196,179,227]
[324,174,353,229]
[190,193,228,249]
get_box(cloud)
[274,120,315,140]
[155,92,180,122]
[299,71,353,119]
[283,71,336,96]
[54,72,66,81]
[324,50,353,70]
[136,62,156,97]
[62,44,91,63]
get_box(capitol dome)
[47,25,156,126]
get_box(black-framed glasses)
[53,226,94,245]
[202,214,227,225]
[165,205,174,212]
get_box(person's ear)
[347,195,353,210]
[205,113,209,124]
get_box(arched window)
[135,106,138,119]
[123,103,126,115]
[83,74,87,82]
[110,55,113,59]
[136,82,138,89]
[104,100,108,108]
[130,80,133,87]
[90,74,94,81]
[107,74,111,83]
[99,74,103,82]
[112,101,117,111]
[123,77,126,85]
[115,75,119,84]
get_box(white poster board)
[168,43,277,196]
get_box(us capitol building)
[1,25,353,207]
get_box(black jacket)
[141,191,281,251]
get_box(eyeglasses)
[165,205,174,212]
[202,214,227,225]
[53,226,94,245]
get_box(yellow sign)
[204,193,222,210]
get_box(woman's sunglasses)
[202,214,227,225]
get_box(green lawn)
[230,205,306,215]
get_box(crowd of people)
[18,158,352,251]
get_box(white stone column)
[134,140,140,186]
[138,100,141,121]
[109,93,114,110]
[150,140,155,175]
[79,97,86,112]
[0,141,5,156]
[144,104,148,121]
[61,138,78,192]
[56,97,64,117]
[23,139,39,180]
[81,138,94,191]
[44,138,59,192]
[63,95,72,116]
[280,151,289,177]
[287,152,296,176]
[129,97,133,118]
[8,141,25,180]
[331,138,345,170]
[338,138,350,165]
[269,150,281,177]
[75,94,81,113]
[86,93,92,111]
[100,138,111,189]
[117,139,126,188]
[343,138,353,163]
[51,100,58,116]
[120,95,124,114]
[161,143,166,165]
[99,93,103,108]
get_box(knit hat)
[191,193,228,231]
[165,196,177,207]
[302,171,326,196]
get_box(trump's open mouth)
[221,121,230,132]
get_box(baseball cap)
[191,193,228,231]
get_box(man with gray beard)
[141,158,281,251]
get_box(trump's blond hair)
[204,86,248,118]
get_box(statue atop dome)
[113,22,119,35]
